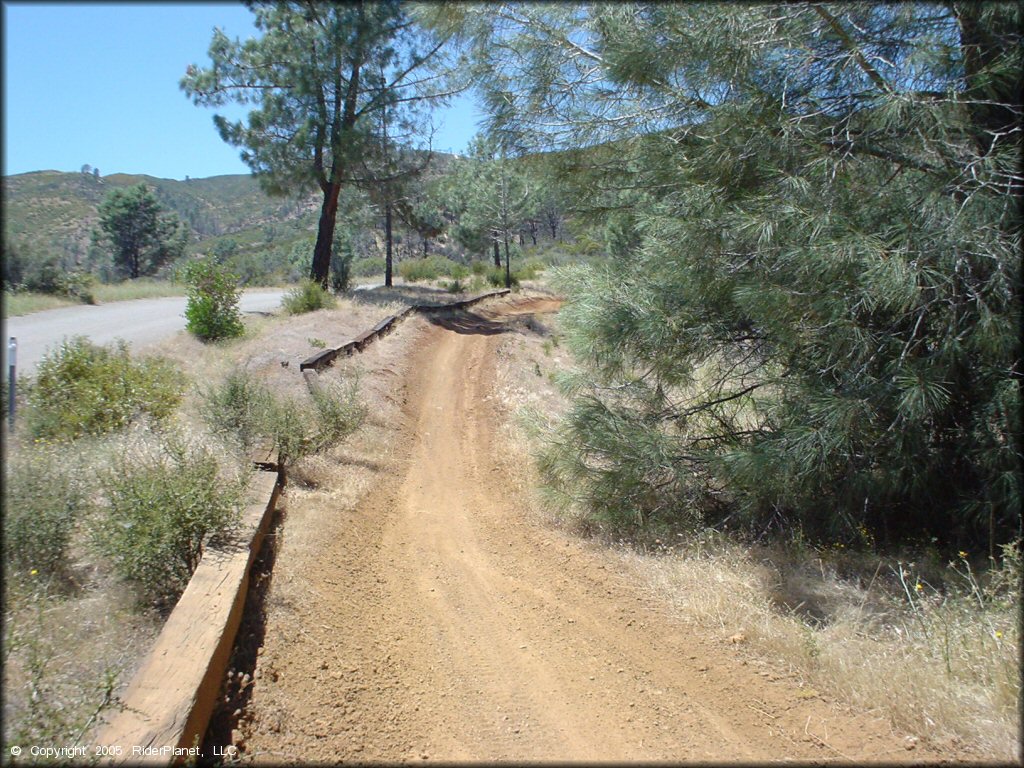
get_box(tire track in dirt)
[240,297,942,763]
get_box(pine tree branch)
[811,4,893,95]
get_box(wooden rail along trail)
[299,289,510,374]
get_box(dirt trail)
[240,298,936,763]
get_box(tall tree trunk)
[422,236,429,258]
[954,3,1022,161]
[311,182,342,287]
[385,202,394,288]
[492,238,501,268]
[503,230,511,289]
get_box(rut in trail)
[237,297,937,763]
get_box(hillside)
[1,170,322,270]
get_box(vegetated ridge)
[2,170,320,268]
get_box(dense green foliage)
[183,256,245,341]
[457,3,1022,552]
[27,337,184,440]
[93,432,247,609]
[440,135,538,284]
[2,242,96,303]
[93,183,186,279]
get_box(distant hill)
[1,170,323,270]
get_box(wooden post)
[7,337,16,431]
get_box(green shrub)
[330,249,352,293]
[93,432,247,609]
[397,255,464,283]
[351,257,386,278]
[443,278,467,294]
[471,260,489,276]
[22,258,68,295]
[21,257,96,304]
[183,256,245,341]
[3,444,89,583]
[202,367,365,465]
[518,257,546,280]
[485,266,520,288]
[282,279,337,314]
[27,337,184,440]
[306,377,366,454]
[200,367,274,452]
[265,377,365,464]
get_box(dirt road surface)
[239,297,938,763]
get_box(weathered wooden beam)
[302,368,322,396]
[371,314,399,336]
[96,471,282,764]
[299,347,337,371]
[298,289,511,369]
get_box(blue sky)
[1,2,482,180]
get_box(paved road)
[3,289,285,375]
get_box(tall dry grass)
[626,540,1019,760]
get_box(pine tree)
[445,134,534,285]
[455,2,1022,551]
[93,184,187,280]
[182,1,458,287]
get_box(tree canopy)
[93,183,186,280]
[451,2,1022,553]
[182,0,459,287]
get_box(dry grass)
[3,290,78,317]
[90,278,188,304]
[624,542,1020,760]
[489,290,1021,763]
[3,279,189,318]
[2,577,161,750]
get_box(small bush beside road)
[281,279,337,315]
[184,256,245,341]
[27,337,183,440]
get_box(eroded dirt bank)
[237,297,943,763]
